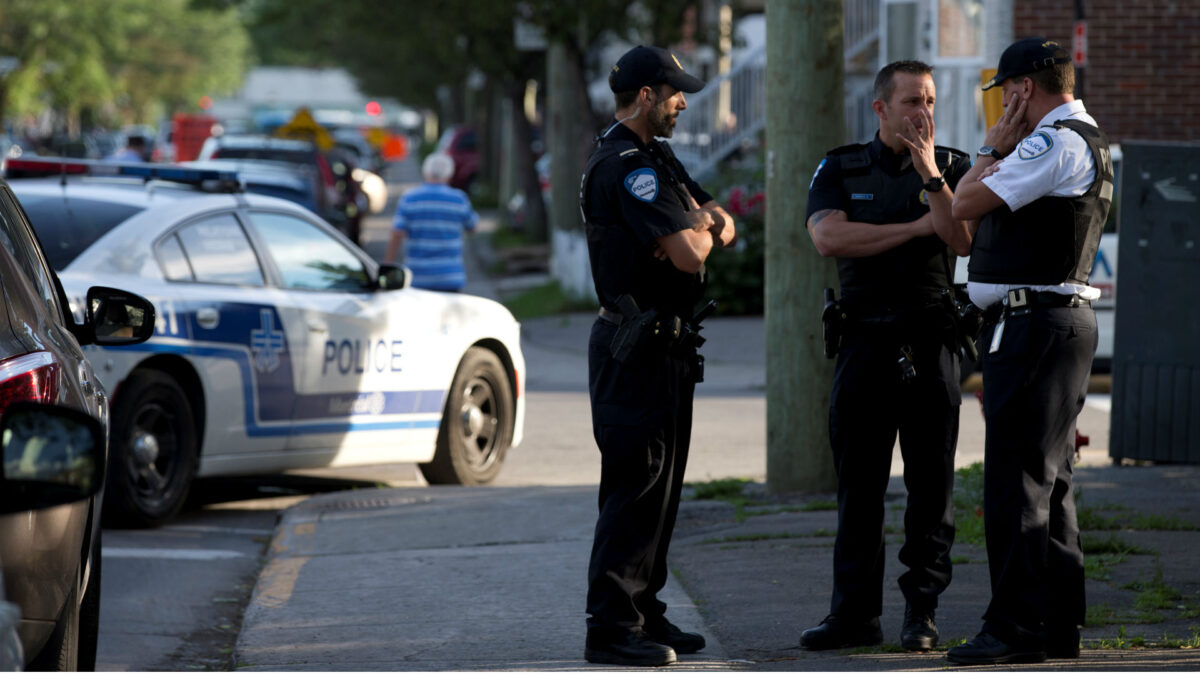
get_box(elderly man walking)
[385,152,479,291]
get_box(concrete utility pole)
[765,0,843,493]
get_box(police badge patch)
[624,168,659,202]
[1018,131,1054,160]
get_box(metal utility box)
[1109,141,1200,464]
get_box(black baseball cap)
[982,38,1072,90]
[608,46,705,94]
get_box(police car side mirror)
[376,263,411,292]
[0,403,104,515]
[86,286,157,347]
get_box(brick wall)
[1014,0,1200,143]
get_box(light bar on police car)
[3,157,241,191]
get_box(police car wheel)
[420,347,513,485]
[105,370,198,528]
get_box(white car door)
[154,212,304,462]
[244,210,452,464]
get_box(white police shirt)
[968,100,1103,309]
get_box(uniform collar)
[869,132,914,173]
[602,118,648,149]
[1036,99,1087,129]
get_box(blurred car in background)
[5,158,526,531]
[333,127,385,174]
[436,125,480,193]
[183,158,321,213]
[0,163,155,670]
[197,135,364,241]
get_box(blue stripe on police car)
[127,301,443,436]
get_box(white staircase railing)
[673,0,881,179]
[671,44,767,179]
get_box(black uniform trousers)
[828,315,959,619]
[978,304,1096,645]
[586,318,696,632]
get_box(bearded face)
[646,87,682,138]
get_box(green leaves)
[0,0,249,123]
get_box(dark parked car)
[0,172,154,670]
[0,404,106,671]
[182,159,320,213]
[196,135,365,242]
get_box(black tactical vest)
[968,119,1113,285]
[833,143,959,306]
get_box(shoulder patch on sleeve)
[809,158,827,189]
[624,167,659,202]
[1017,131,1054,160]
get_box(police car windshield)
[19,195,145,270]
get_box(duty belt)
[984,287,1092,322]
[598,307,624,326]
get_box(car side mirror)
[0,403,104,515]
[87,286,156,346]
[376,263,412,291]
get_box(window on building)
[937,0,984,60]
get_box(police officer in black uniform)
[580,45,736,667]
[947,38,1112,666]
[801,60,972,653]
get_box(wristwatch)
[978,145,1004,161]
[923,174,945,192]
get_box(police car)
[4,158,526,527]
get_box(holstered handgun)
[942,286,983,363]
[821,288,844,359]
[679,300,717,383]
[609,295,680,363]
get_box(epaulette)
[830,143,871,172]
[828,142,868,156]
[595,137,641,162]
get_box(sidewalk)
[234,458,1200,670]
[233,219,1200,670]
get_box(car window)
[155,234,194,281]
[16,194,145,270]
[0,188,63,313]
[248,211,369,291]
[174,214,265,286]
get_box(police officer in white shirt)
[947,38,1114,666]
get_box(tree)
[0,0,249,131]
[245,0,705,240]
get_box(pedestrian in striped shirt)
[385,152,479,291]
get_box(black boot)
[1046,626,1081,659]
[946,632,1046,665]
[644,618,706,654]
[800,615,883,650]
[585,628,677,667]
[900,604,938,651]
